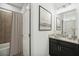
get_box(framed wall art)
[39,5,52,31]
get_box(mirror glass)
[0,9,12,56]
[57,10,77,39]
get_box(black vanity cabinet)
[49,38,79,56]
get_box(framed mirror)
[57,9,77,39]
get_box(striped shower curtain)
[10,12,23,56]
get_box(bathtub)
[0,42,10,56]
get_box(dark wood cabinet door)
[49,38,61,56]
[51,43,60,56]
[60,46,74,56]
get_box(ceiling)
[53,3,71,10]
[8,3,71,10]
[7,3,26,9]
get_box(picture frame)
[56,16,63,31]
[39,5,52,31]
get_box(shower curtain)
[10,12,23,56]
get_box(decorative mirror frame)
[39,5,52,31]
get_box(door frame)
[29,3,31,56]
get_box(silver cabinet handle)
[60,46,61,51]
[58,46,61,51]
[58,46,60,51]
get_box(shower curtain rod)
[0,7,22,14]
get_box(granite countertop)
[49,35,79,44]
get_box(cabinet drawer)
[49,38,58,44]
[59,40,77,49]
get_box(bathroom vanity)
[49,9,79,56]
[49,36,79,56]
